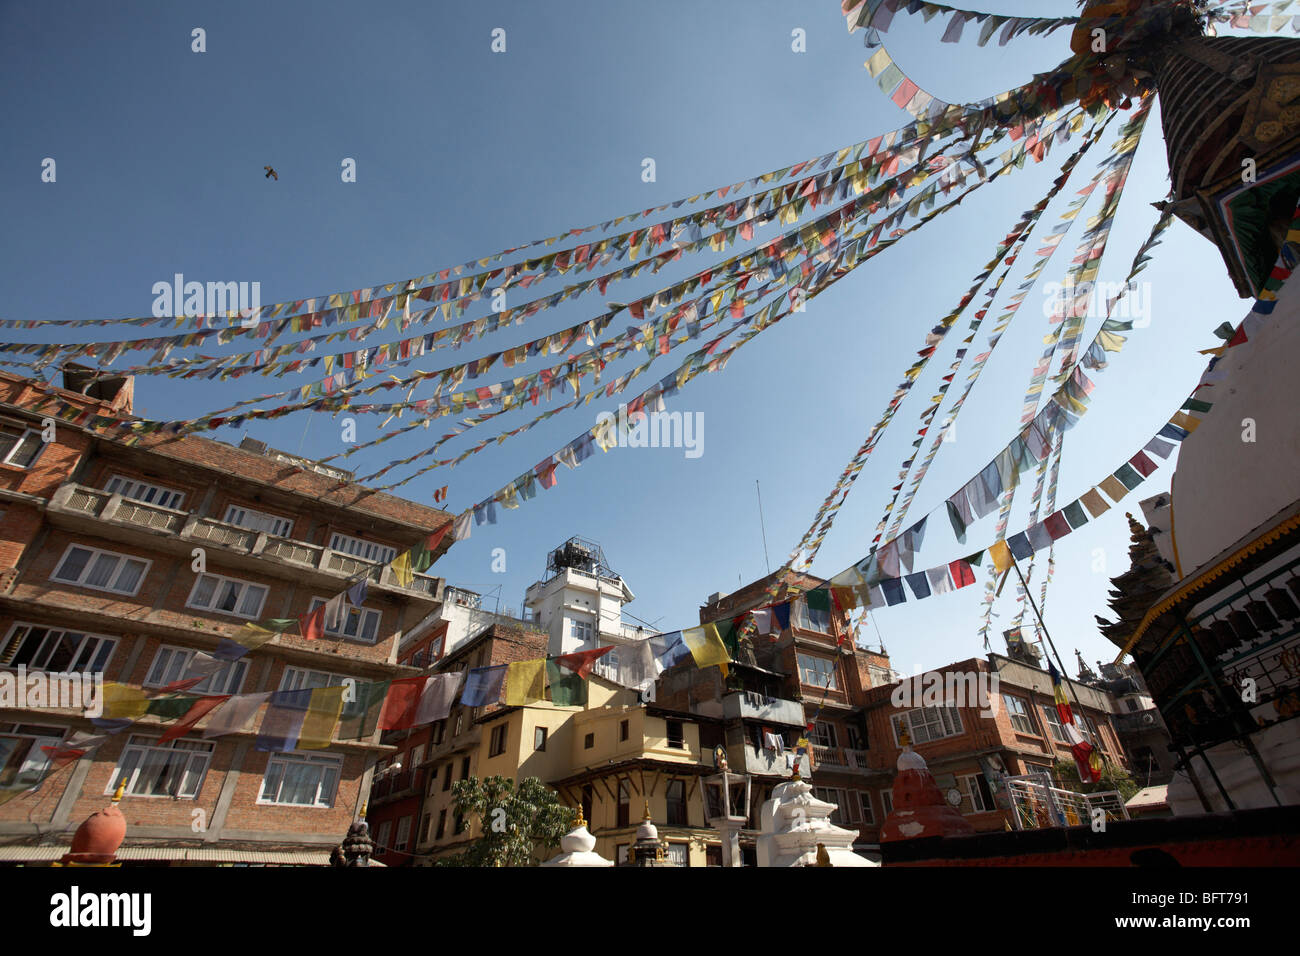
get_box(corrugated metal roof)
[0,846,66,860]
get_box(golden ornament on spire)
[111,780,126,803]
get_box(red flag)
[379,676,429,730]
[949,560,976,588]
[159,696,230,744]
[299,603,327,641]
[553,645,615,680]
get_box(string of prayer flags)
[336,681,392,740]
[546,660,588,707]
[255,688,313,752]
[379,676,432,731]
[203,691,270,738]
[553,645,615,680]
[461,665,509,707]
[681,624,730,677]
[299,686,348,750]
[415,672,466,724]
[504,660,548,706]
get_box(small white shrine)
[756,773,876,867]
[541,808,614,867]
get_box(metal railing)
[1005,773,1129,830]
[49,482,442,600]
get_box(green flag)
[336,680,391,741]
[546,661,588,707]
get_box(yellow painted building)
[418,674,726,866]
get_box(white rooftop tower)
[523,537,645,662]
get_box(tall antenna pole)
[756,480,771,575]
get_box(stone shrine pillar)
[755,773,875,867]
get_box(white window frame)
[186,572,268,620]
[1040,703,1069,743]
[797,653,838,690]
[0,623,117,674]
[279,666,351,692]
[793,597,832,633]
[143,644,247,695]
[809,720,839,749]
[328,532,396,565]
[374,820,392,849]
[891,706,964,745]
[309,596,381,644]
[259,752,342,808]
[0,428,46,468]
[106,735,214,799]
[569,618,594,643]
[224,504,293,538]
[51,543,150,596]
[858,791,875,825]
[104,474,185,510]
[960,773,993,813]
[1004,694,1037,735]
[880,789,894,816]
[0,723,64,789]
[395,816,412,852]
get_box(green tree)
[1051,757,1139,803]
[438,775,576,867]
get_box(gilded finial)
[360,801,368,819]
[574,805,586,829]
[111,779,126,803]
[643,800,652,822]
[899,728,911,748]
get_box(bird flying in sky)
[263,166,278,180]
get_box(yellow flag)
[389,551,414,588]
[505,659,546,706]
[682,623,730,676]
[101,682,150,720]
[230,623,278,651]
[299,686,346,750]
[989,539,1013,574]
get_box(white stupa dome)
[1170,273,1300,576]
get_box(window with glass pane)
[259,753,340,807]
[1004,694,1036,734]
[0,624,116,674]
[797,653,837,690]
[309,597,381,643]
[665,779,687,825]
[0,725,63,788]
[1040,705,1069,743]
[144,645,245,695]
[279,667,349,692]
[104,475,185,510]
[893,707,963,745]
[187,573,267,620]
[961,773,994,812]
[810,721,838,748]
[108,737,213,798]
[795,598,831,633]
[52,545,148,596]
[328,533,396,565]
[0,429,45,467]
[223,504,292,537]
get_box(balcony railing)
[48,482,442,600]
[809,745,872,773]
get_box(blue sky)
[0,1,1248,678]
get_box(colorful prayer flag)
[504,660,546,706]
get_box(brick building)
[0,369,452,865]
[685,570,895,854]
[856,653,1131,842]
